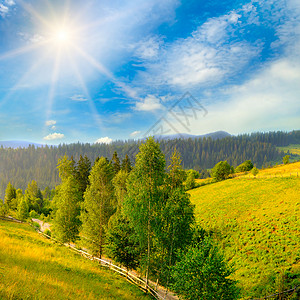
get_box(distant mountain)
[0,141,44,149]
[153,131,231,141]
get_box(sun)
[56,30,69,42]
[51,27,73,46]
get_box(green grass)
[189,165,300,299]
[0,220,150,300]
[277,144,300,156]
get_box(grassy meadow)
[189,162,300,298]
[277,144,300,156]
[0,220,150,300]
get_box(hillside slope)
[0,220,150,300]
[189,163,300,298]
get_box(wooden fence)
[3,216,298,300]
[249,285,299,299]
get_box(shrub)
[211,161,233,181]
[32,221,41,231]
[29,210,39,219]
[251,167,259,177]
[235,160,254,173]
[171,237,240,300]
[44,229,51,237]
[283,155,290,165]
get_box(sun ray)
[0,40,50,61]
[66,49,104,132]
[46,48,62,123]
[0,48,53,109]
[72,44,140,100]
[71,44,113,78]
[18,0,54,31]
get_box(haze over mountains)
[0,131,231,149]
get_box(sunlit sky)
[0,0,299,144]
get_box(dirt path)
[31,218,51,232]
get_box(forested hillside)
[0,130,299,199]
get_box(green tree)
[185,171,196,190]
[121,154,132,173]
[155,148,195,284]
[211,161,232,181]
[57,154,76,181]
[167,147,186,189]
[53,176,81,243]
[171,237,240,300]
[111,151,121,175]
[81,157,115,258]
[112,170,129,212]
[17,198,29,221]
[0,202,9,216]
[235,160,254,173]
[4,182,16,208]
[106,213,140,270]
[75,155,91,198]
[24,180,43,214]
[283,155,290,165]
[251,167,259,177]
[124,137,165,284]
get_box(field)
[189,162,300,298]
[0,220,150,300]
[277,144,300,156]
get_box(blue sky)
[0,0,299,144]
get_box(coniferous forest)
[0,130,299,200]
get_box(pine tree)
[167,147,185,189]
[111,151,121,174]
[121,154,132,173]
[24,180,43,213]
[17,197,29,221]
[106,213,140,270]
[4,182,16,208]
[75,155,91,198]
[81,157,115,258]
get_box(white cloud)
[5,0,15,5]
[51,125,56,130]
[95,137,113,144]
[135,95,163,111]
[70,94,88,102]
[133,5,261,90]
[134,36,163,60]
[45,120,57,126]
[130,130,141,137]
[43,133,65,140]
[0,4,9,17]
[187,56,300,135]
[0,0,15,17]
[107,112,132,124]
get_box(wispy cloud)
[45,120,56,126]
[0,4,9,17]
[133,8,261,90]
[133,35,164,60]
[43,132,65,140]
[70,94,88,102]
[130,130,141,137]
[135,94,164,111]
[95,137,113,144]
[0,0,15,17]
